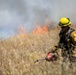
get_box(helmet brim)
[59,21,72,27]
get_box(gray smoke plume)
[0,0,76,38]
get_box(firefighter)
[46,17,76,62]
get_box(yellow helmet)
[58,17,72,27]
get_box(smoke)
[0,0,76,38]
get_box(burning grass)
[0,26,76,75]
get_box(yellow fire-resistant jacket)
[51,29,76,58]
[71,31,76,45]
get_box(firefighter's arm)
[46,43,61,61]
[46,37,63,61]
[51,42,62,53]
[51,45,59,53]
[70,31,76,45]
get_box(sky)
[0,0,76,38]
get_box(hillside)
[0,26,76,75]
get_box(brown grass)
[0,26,76,75]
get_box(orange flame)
[18,25,26,38]
[17,23,49,38]
[32,24,49,34]
[43,25,49,32]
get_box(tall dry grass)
[0,26,76,75]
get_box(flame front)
[18,25,26,38]
[32,25,49,34]
[17,23,49,38]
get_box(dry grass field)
[0,26,76,75]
